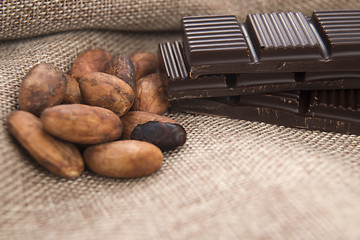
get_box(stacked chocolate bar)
[159,10,360,135]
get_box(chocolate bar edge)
[170,96,360,135]
[167,78,360,100]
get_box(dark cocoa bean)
[131,121,186,151]
[121,111,186,151]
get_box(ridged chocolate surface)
[312,10,360,58]
[159,10,360,100]
[310,89,360,110]
[169,10,360,78]
[159,41,188,80]
[246,12,321,60]
[182,15,250,66]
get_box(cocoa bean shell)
[131,121,186,151]
[41,104,123,144]
[84,140,163,178]
[132,73,169,115]
[79,72,134,117]
[18,63,67,116]
[121,111,186,151]
[121,111,178,138]
[63,73,82,104]
[105,54,136,90]
[71,48,112,80]
[130,52,158,80]
[7,111,84,178]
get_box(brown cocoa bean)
[7,111,84,178]
[105,53,136,90]
[63,73,82,104]
[41,104,123,144]
[79,72,134,117]
[130,52,158,81]
[121,111,186,151]
[18,63,67,116]
[132,73,169,114]
[71,48,112,80]
[84,140,163,178]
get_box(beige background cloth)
[1,1,360,239]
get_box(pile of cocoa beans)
[7,49,186,179]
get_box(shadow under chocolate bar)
[159,10,360,100]
[170,89,360,135]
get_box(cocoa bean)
[130,52,158,80]
[18,63,67,116]
[133,73,169,114]
[105,53,136,90]
[79,72,134,117]
[121,111,186,151]
[41,104,123,144]
[71,48,112,80]
[7,111,84,178]
[84,140,163,178]
[63,73,82,104]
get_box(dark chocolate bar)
[170,89,360,135]
[182,10,360,76]
[159,10,360,100]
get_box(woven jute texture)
[2,0,360,40]
[1,1,360,239]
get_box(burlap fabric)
[1,1,360,239]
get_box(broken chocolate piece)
[170,89,360,135]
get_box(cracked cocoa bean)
[7,111,84,178]
[121,111,186,151]
[63,73,82,104]
[18,63,67,116]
